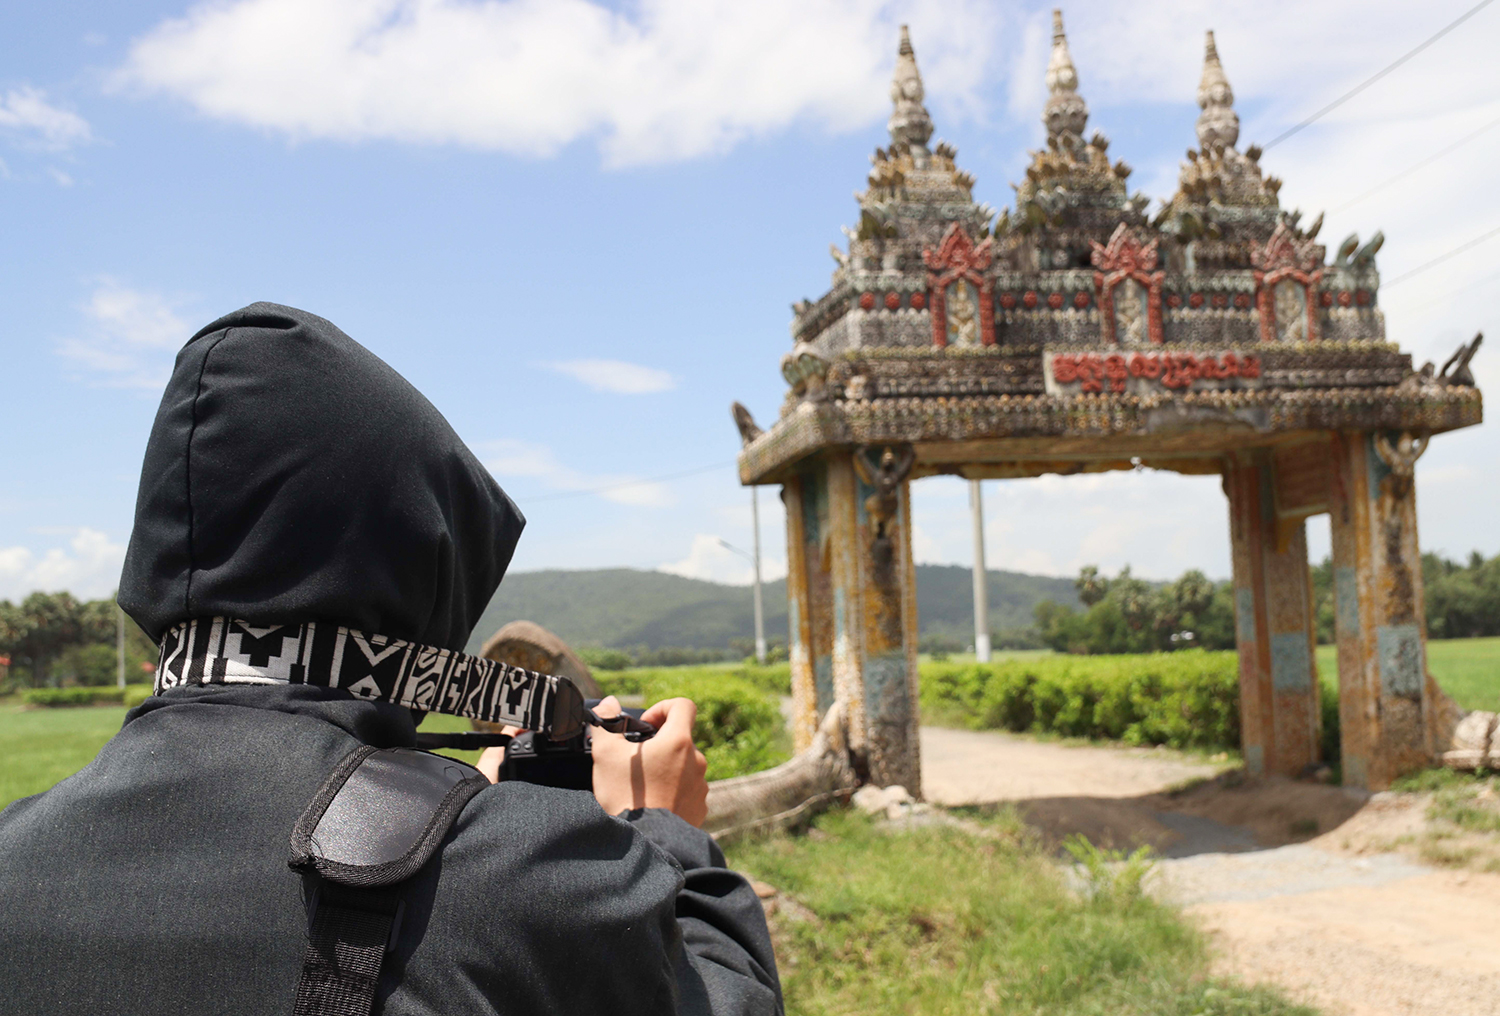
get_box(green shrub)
[635,670,789,780]
[920,649,1241,751]
[23,687,125,708]
[578,647,634,671]
[123,684,155,709]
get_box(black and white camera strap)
[155,616,586,738]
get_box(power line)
[512,459,738,502]
[1382,223,1500,288]
[1263,0,1497,151]
[1404,263,1500,312]
[1331,113,1500,214]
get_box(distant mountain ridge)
[464,565,1080,654]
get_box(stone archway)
[732,24,1481,793]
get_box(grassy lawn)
[727,807,1313,1015]
[3,637,1495,811]
[1314,636,1500,711]
[0,699,130,811]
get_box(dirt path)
[919,726,1500,1016]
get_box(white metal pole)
[969,479,991,663]
[751,487,766,665]
[116,601,126,690]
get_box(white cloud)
[482,438,672,506]
[0,86,92,151]
[543,358,676,394]
[0,528,126,601]
[114,0,1000,165]
[56,279,192,388]
[659,532,787,585]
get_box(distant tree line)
[0,592,156,689]
[579,639,789,671]
[1031,567,1236,655]
[1034,549,1500,655]
[3,550,1494,684]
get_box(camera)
[415,699,651,791]
[499,704,648,791]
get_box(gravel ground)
[917,725,1500,1016]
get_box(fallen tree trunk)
[704,703,857,845]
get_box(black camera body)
[414,699,650,791]
[499,729,595,791]
[499,703,647,791]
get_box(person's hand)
[591,695,709,827]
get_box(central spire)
[888,25,934,152]
[1195,30,1240,151]
[1042,9,1088,142]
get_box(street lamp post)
[970,479,991,663]
[718,492,766,666]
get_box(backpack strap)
[288,747,489,1016]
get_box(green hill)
[464,565,1079,654]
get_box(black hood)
[119,303,523,651]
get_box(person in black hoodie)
[0,303,782,1016]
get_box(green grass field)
[727,807,1312,1015]
[1315,636,1500,711]
[3,637,1496,812]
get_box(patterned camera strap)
[155,617,566,732]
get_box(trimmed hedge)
[595,662,791,699]
[23,687,125,707]
[22,684,156,709]
[597,669,790,781]
[920,650,1242,751]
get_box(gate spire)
[888,25,934,153]
[1043,9,1088,143]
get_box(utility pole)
[969,479,991,663]
[751,487,766,665]
[116,600,126,690]
[718,522,767,665]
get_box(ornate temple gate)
[733,18,1482,795]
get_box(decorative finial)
[1195,30,1239,151]
[1043,9,1088,142]
[888,25,934,151]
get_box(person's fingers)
[641,696,697,739]
[593,695,622,719]
[476,745,504,784]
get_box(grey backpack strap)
[288,747,489,1016]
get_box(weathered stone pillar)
[783,467,837,752]
[1328,431,1450,789]
[782,474,818,752]
[1224,452,1320,777]
[825,446,922,794]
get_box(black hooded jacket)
[0,305,781,1016]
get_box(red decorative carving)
[922,224,995,348]
[1090,225,1165,345]
[1212,293,1229,309]
[1355,289,1370,306]
[1047,293,1064,310]
[1251,223,1324,342]
[1320,291,1333,307]
[1023,291,1038,309]
[910,291,926,310]
[1166,294,1182,309]
[999,292,1016,310]
[1234,293,1251,309]
[1189,293,1205,309]
[1338,291,1352,307]
[884,292,901,310]
[1074,291,1091,309]
[859,292,876,310]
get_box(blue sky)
[4,0,1498,602]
